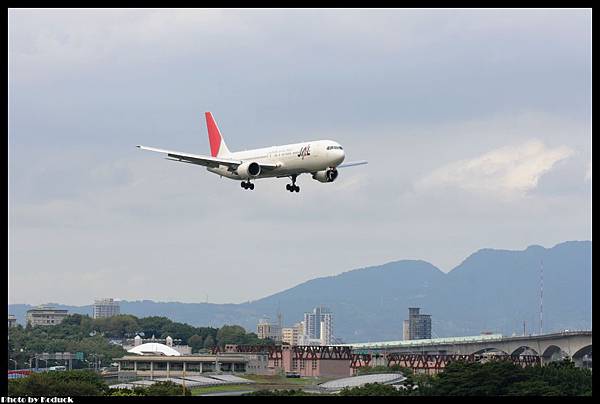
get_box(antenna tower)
[539,259,543,335]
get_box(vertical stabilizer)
[205,112,232,157]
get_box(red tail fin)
[205,112,222,157]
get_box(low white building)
[127,343,182,356]
[26,306,68,327]
[122,335,192,355]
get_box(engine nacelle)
[236,161,261,179]
[312,168,338,183]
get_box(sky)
[9,9,591,306]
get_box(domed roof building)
[127,342,182,356]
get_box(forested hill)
[9,241,591,342]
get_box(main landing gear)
[241,181,254,190]
[286,175,300,193]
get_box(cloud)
[416,140,574,198]
[8,11,591,305]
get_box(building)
[8,315,17,328]
[128,343,182,356]
[115,354,250,379]
[122,334,192,355]
[402,320,410,341]
[404,307,432,340]
[270,345,351,377]
[302,306,333,345]
[93,298,120,319]
[26,306,68,327]
[115,343,269,379]
[256,318,282,342]
[213,344,353,378]
[282,322,304,346]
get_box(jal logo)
[298,144,311,159]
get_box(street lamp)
[9,359,18,370]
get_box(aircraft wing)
[136,145,278,170]
[338,160,368,168]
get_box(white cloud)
[416,140,574,198]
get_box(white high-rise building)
[93,298,120,319]
[302,306,333,345]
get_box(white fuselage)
[207,139,345,180]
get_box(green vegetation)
[144,381,191,396]
[8,359,590,396]
[339,383,403,396]
[247,360,592,397]
[108,381,191,396]
[409,359,592,396]
[244,389,321,396]
[8,370,110,396]
[243,373,333,386]
[8,313,274,369]
[191,384,255,395]
[8,372,189,397]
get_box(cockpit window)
[327,146,343,150]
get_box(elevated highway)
[338,330,592,365]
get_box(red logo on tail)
[205,112,221,157]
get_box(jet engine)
[236,161,261,179]
[312,168,338,183]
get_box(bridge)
[338,330,592,367]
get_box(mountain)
[9,241,591,342]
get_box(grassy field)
[244,374,334,385]
[190,374,336,395]
[190,384,255,395]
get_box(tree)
[137,316,173,338]
[8,370,109,396]
[216,325,246,346]
[418,359,592,396]
[144,381,191,396]
[108,388,146,396]
[203,335,216,349]
[187,334,203,353]
[425,361,526,396]
[245,389,320,396]
[506,380,562,396]
[339,383,403,396]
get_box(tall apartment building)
[402,320,410,340]
[302,306,333,345]
[26,306,69,327]
[282,322,304,346]
[93,298,120,319]
[404,307,432,340]
[8,315,17,328]
[256,318,282,342]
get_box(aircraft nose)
[335,149,345,165]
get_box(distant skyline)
[9,9,591,305]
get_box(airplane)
[137,112,367,192]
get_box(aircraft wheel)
[249,183,255,190]
[286,184,291,191]
[295,186,300,192]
